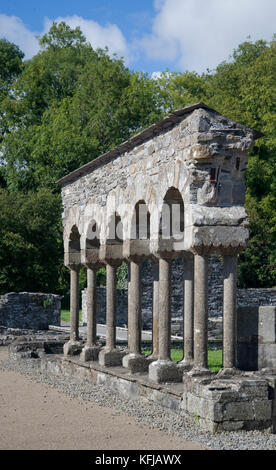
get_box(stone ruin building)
[37,102,275,432]
[57,102,256,372]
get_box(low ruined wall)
[81,256,276,331]
[0,293,61,330]
[237,306,276,370]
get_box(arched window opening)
[86,220,100,250]
[107,212,123,245]
[135,200,150,240]
[160,187,184,240]
[69,225,81,253]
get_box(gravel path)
[1,348,276,450]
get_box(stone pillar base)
[122,353,149,373]
[146,353,159,362]
[187,367,214,378]
[63,340,82,357]
[178,359,194,372]
[182,372,272,433]
[80,345,101,362]
[217,367,240,377]
[98,348,126,367]
[148,360,183,383]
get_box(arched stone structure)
[58,102,261,383]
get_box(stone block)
[259,306,276,343]
[98,348,126,367]
[237,306,276,371]
[122,353,149,373]
[63,340,82,357]
[80,344,101,362]
[148,360,183,384]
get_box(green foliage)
[156,70,208,113]
[43,298,53,308]
[117,262,128,289]
[0,24,275,294]
[0,38,24,85]
[157,36,276,287]
[0,23,162,190]
[0,188,63,294]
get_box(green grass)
[144,348,222,373]
[60,310,223,372]
[61,309,82,322]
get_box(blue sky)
[0,0,275,75]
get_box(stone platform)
[8,338,276,434]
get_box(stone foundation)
[0,293,61,330]
[182,372,273,432]
[7,338,276,434]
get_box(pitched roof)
[56,102,262,187]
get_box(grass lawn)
[61,309,82,322]
[144,348,222,373]
[61,310,222,372]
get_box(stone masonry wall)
[0,293,61,330]
[82,257,276,331]
[61,106,252,257]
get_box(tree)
[155,70,208,113]
[0,22,162,190]
[0,22,162,295]
[206,37,276,287]
[157,37,276,287]
[0,39,24,157]
[0,188,64,294]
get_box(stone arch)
[106,212,124,245]
[130,200,151,240]
[160,187,185,241]
[66,224,81,266]
[84,219,101,266]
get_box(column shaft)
[193,254,208,369]
[70,267,80,342]
[152,261,159,357]
[128,261,141,354]
[183,256,194,363]
[159,258,171,361]
[223,255,237,369]
[106,263,116,350]
[86,267,97,347]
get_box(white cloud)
[141,0,276,72]
[0,14,129,63]
[0,14,40,59]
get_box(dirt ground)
[0,348,204,450]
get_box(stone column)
[80,266,101,362]
[106,263,116,350]
[149,257,182,383]
[180,254,194,369]
[159,258,171,361]
[150,260,159,359]
[191,253,209,373]
[64,266,82,356]
[223,254,238,370]
[123,260,149,373]
[99,262,126,367]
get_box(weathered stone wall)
[60,106,253,261]
[81,256,276,329]
[237,306,276,370]
[0,293,61,330]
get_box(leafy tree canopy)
[0,23,275,294]
[0,22,162,190]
